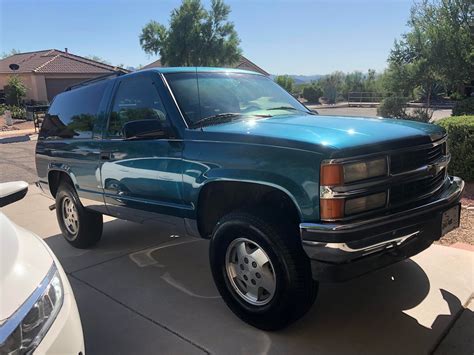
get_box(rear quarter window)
[39,81,108,139]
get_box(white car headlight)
[0,264,63,354]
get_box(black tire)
[55,181,103,248]
[209,211,318,330]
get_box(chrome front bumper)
[300,176,464,280]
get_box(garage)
[45,77,93,101]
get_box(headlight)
[343,158,387,183]
[0,265,63,355]
[345,192,387,215]
[320,157,388,219]
[321,157,388,186]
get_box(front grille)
[390,143,444,174]
[390,168,446,205]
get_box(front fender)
[182,140,323,221]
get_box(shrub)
[449,92,465,101]
[452,97,474,116]
[0,104,26,119]
[409,107,433,122]
[436,115,474,181]
[377,97,408,118]
[5,75,27,106]
[302,85,323,103]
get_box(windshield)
[164,72,311,127]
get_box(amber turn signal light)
[320,199,345,219]
[320,164,343,186]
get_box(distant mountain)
[270,74,323,84]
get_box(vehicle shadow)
[45,219,468,355]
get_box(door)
[45,78,93,101]
[100,73,185,224]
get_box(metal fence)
[348,92,384,106]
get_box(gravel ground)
[437,183,474,246]
[0,116,34,131]
[436,207,473,246]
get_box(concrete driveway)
[2,185,473,354]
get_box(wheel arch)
[196,180,302,239]
[47,167,77,198]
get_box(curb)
[0,134,37,144]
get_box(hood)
[202,115,445,150]
[0,212,53,323]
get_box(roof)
[142,55,269,76]
[0,49,128,74]
[232,56,269,76]
[141,59,162,70]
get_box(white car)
[0,181,85,354]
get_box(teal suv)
[36,68,464,330]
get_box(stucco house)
[0,49,127,103]
[142,55,270,76]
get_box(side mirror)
[122,119,168,140]
[0,181,28,207]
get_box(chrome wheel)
[225,238,276,306]
[61,196,79,237]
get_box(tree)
[5,75,27,106]
[320,71,345,103]
[302,83,323,103]
[386,0,473,104]
[1,49,21,59]
[274,75,295,93]
[342,71,365,98]
[139,0,241,66]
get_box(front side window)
[164,72,311,127]
[107,75,168,137]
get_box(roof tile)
[0,49,126,74]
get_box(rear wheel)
[55,181,103,248]
[209,211,318,330]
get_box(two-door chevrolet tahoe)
[35,68,464,330]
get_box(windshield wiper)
[266,106,316,115]
[191,112,271,128]
[191,113,242,128]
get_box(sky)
[0,0,413,75]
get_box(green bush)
[377,97,408,118]
[5,75,27,106]
[0,104,26,119]
[409,107,433,122]
[302,85,323,103]
[452,97,474,116]
[436,115,474,181]
[449,92,465,101]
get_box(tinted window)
[39,81,107,139]
[165,72,309,126]
[107,75,168,138]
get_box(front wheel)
[55,181,103,248]
[209,211,318,330]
